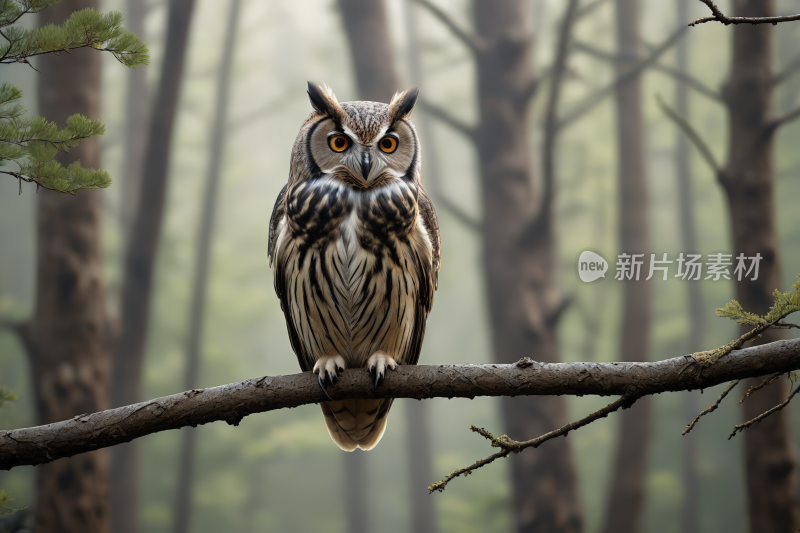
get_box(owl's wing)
[417,186,441,291]
[269,184,314,372]
[403,186,441,367]
[268,184,287,266]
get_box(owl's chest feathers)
[285,179,422,316]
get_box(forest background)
[1,0,800,532]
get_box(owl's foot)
[313,355,346,399]
[366,351,398,390]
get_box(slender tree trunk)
[674,1,702,531]
[120,0,148,235]
[172,2,241,532]
[110,3,196,533]
[721,2,798,530]
[22,2,110,531]
[403,4,440,532]
[474,1,582,531]
[601,2,652,533]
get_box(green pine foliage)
[0,384,16,408]
[0,490,25,519]
[716,275,800,326]
[0,1,149,194]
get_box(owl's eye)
[379,136,398,154]
[328,134,349,152]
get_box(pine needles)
[0,1,149,194]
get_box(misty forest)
[1,0,800,532]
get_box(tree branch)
[729,381,800,439]
[418,98,477,142]
[571,41,724,103]
[689,0,800,27]
[411,0,485,55]
[558,26,687,130]
[767,106,800,132]
[2,337,800,471]
[656,95,722,176]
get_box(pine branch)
[2,337,800,472]
[689,0,800,27]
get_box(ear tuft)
[388,87,419,121]
[307,81,342,117]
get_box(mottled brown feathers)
[269,83,440,450]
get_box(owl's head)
[291,82,420,190]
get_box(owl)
[268,82,441,451]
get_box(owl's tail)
[320,398,394,451]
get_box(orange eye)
[379,136,398,153]
[328,135,349,152]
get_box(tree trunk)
[110,3,196,533]
[721,1,798,530]
[674,1,702,531]
[24,2,110,531]
[172,2,241,532]
[601,3,653,533]
[474,1,583,531]
[120,0,148,236]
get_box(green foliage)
[0,490,25,519]
[0,1,149,194]
[0,385,16,408]
[715,275,800,326]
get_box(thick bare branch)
[657,95,722,175]
[412,0,485,55]
[1,337,800,471]
[689,0,800,26]
[558,26,687,130]
[767,106,800,132]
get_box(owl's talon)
[366,352,397,390]
[313,355,346,399]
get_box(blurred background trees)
[2,1,800,533]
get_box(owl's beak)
[361,152,372,180]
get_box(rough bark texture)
[110,3,196,533]
[336,3,438,530]
[675,1,702,530]
[172,3,240,533]
[721,1,799,530]
[2,338,800,472]
[601,2,652,533]
[473,0,582,531]
[22,2,110,531]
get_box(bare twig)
[738,372,783,404]
[657,95,722,175]
[575,0,610,20]
[418,98,477,142]
[689,0,800,27]
[682,380,739,435]
[412,0,485,55]
[729,382,800,439]
[429,394,637,493]
[573,41,724,103]
[772,54,800,86]
[434,195,481,233]
[558,26,687,130]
